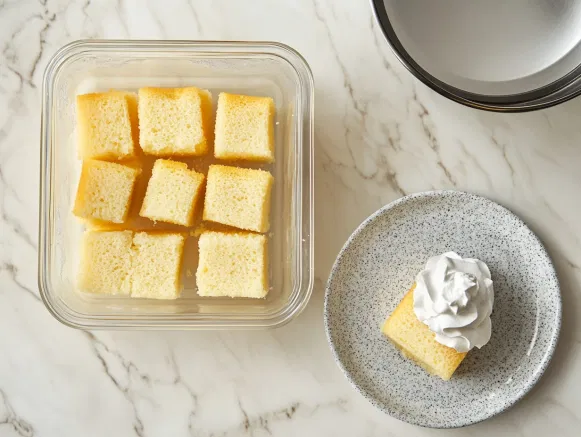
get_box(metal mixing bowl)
[372,0,581,111]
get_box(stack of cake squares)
[73,87,275,300]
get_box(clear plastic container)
[39,40,314,329]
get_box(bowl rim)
[324,190,562,427]
[370,0,581,112]
[38,39,315,330]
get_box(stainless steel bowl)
[372,0,581,111]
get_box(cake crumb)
[190,223,207,237]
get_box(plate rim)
[324,190,562,428]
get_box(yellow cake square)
[214,92,275,162]
[382,284,467,380]
[203,165,273,233]
[140,159,205,226]
[130,232,186,299]
[73,160,141,224]
[138,87,212,156]
[77,91,138,160]
[196,231,268,298]
[77,230,133,295]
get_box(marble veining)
[1,0,581,436]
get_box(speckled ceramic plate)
[324,191,561,428]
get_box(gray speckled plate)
[324,191,561,428]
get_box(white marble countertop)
[1,0,580,436]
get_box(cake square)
[140,159,205,226]
[203,165,274,233]
[77,91,138,160]
[214,92,275,162]
[381,285,467,380]
[130,232,186,299]
[77,230,133,295]
[138,87,212,156]
[196,231,268,298]
[73,160,141,224]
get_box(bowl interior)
[378,0,581,97]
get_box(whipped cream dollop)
[413,252,494,353]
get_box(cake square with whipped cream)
[382,284,468,380]
[382,252,494,380]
